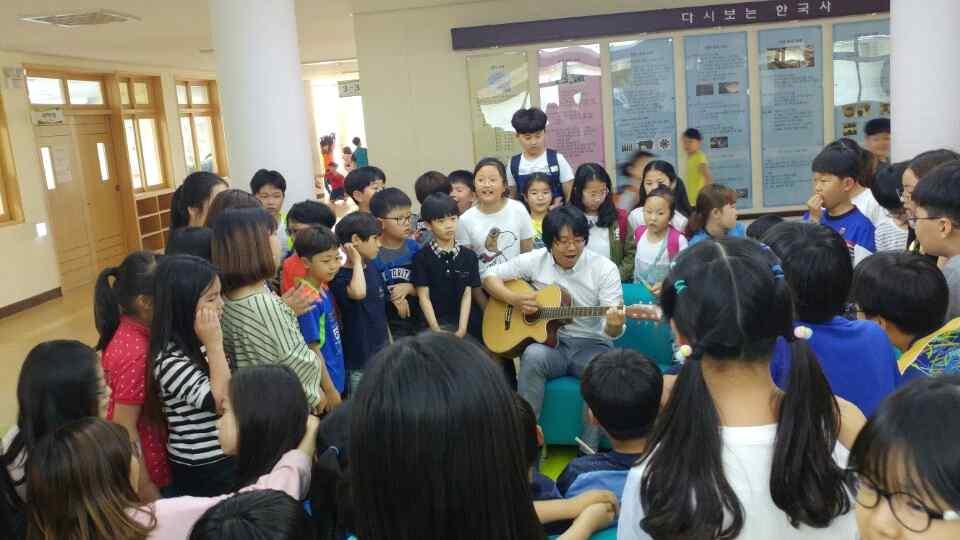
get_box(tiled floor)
[0,284,97,432]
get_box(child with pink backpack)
[633,187,688,295]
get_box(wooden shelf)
[132,186,175,252]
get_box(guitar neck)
[536,306,613,320]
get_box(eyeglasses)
[552,237,586,249]
[847,470,960,533]
[906,216,941,228]
[584,188,610,200]
[381,213,418,226]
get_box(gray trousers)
[519,336,611,449]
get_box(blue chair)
[539,376,585,446]
[616,283,675,373]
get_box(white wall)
[0,50,215,307]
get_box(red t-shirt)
[102,316,172,488]
[326,170,345,190]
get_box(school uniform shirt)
[898,318,960,381]
[687,222,747,247]
[412,242,481,326]
[804,207,876,266]
[221,291,324,408]
[456,199,535,273]
[297,286,346,394]
[851,189,885,227]
[943,255,960,321]
[618,425,856,540]
[102,316,171,489]
[373,239,424,336]
[482,247,623,343]
[556,450,642,499]
[330,264,390,371]
[874,218,909,253]
[505,151,575,189]
[627,207,688,235]
[131,449,312,540]
[634,229,689,285]
[153,343,226,467]
[770,317,899,417]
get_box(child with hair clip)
[619,238,866,540]
[685,183,746,246]
[848,376,960,539]
[25,408,319,540]
[569,163,634,280]
[147,255,234,497]
[523,173,554,250]
[213,208,339,412]
[626,160,693,233]
[632,187,688,295]
[95,251,169,501]
[2,340,108,502]
[170,172,229,234]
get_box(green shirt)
[685,150,709,205]
[221,290,323,407]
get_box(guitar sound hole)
[523,311,539,325]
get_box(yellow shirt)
[685,150,709,205]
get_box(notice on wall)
[685,32,752,207]
[466,52,530,164]
[833,20,890,143]
[760,26,824,207]
[610,38,677,188]
[538,44,605,169]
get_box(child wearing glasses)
[568,163,633,281]
[912,162,960,321]
[370,188,425,339]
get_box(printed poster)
[610,38,677,188]
[538,44,605,169]
[466,52,530,165]
[685,33,752,207]
[833,20,890,143]
[760,26,824,207]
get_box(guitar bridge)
[504,305,513,331]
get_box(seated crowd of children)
[2,109,960,540]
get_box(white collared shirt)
[482,247,623,342]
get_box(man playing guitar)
[483,206,626,449]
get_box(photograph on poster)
[766,45,816,69]
[695,83,714,96]
[843,123,858,136]
[832,19,890,142]
[710,136,729,149]
[718,81,741,94]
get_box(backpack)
[634,225,682,260]
[510,149,562,199]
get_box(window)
[26,72,106,107]
[177,80,227,175]
[119,77,169,192]
[96,143,109,181]
[40,147,56,190]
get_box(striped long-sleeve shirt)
[221,291,324,407]
[153,343,226,466]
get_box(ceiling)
[0,0,359,70]
[0,1,743,71]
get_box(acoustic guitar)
[482,280,663,356]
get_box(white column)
[209,0,314,207]
[890,0,960,161]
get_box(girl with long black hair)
[618,238,865,539]
[569,163,633,280]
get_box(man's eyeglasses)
[846,470,960,533]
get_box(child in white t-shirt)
[633,188,687,295]
[457,158,535,274]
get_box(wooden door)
[76,120,126,272]
[34,126,95,290]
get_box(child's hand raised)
[282,283,319,316]
[194,307,223,350]
[806,194,824,223]
[343,243,362,264]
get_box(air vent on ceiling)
[18,9,141,28]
